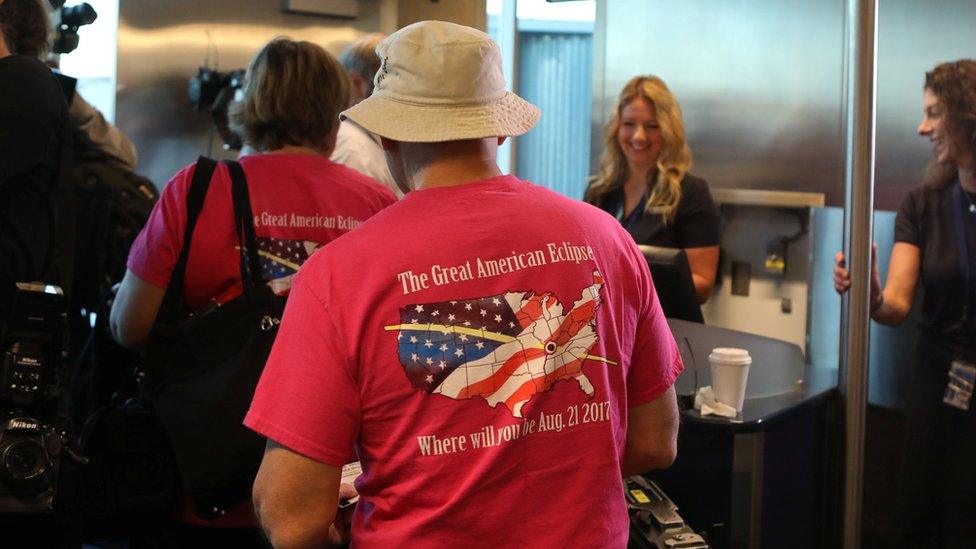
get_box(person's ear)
[349,72,369,102]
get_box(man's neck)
[415,161,502,190]
[406,139,502,190]
[0,36,11,58]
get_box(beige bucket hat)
[340,20,540,143]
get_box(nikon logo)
[9,418,39,430]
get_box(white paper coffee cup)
[708,347,752,412]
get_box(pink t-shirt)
[245,175,682,547]
[128,153,397,307]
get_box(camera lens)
[61,3,98,28]
[1,439,47,483]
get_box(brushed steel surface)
[710,188,826,208]
[283,0,359,18]
[116,0,386,188]
[875,0,976,211]
[396,0,486,30]
[841,0,878,546]
[594,0,976,211]
[596,0,847,206]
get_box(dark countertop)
[679,363,838,432]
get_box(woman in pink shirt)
[110,37,395,546]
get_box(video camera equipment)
[0,283,69,513]
[188,67,246,151]
[48,1,98,55]
[188,66,227,112]
[210,69,245,151]
[626,476,708,549]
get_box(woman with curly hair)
[585,75,719,303]
[834,59,976,547]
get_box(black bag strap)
[225,160,264,291]
[157,158,264,320]
[158,156,217,318]
[56,119,76,302]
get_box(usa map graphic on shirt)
[253,237,321,294]
[385,271,615,417]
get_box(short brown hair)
[0,0,50,58]
[229,37,349,152]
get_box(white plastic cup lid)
[708,347,752,365]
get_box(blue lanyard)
[615,187,649,229]
[951,181,974,327]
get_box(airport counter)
[645,320,839,549]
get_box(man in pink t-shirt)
[245,21,682,548]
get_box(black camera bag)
[69,144,158,341]
[64,286,179,538]
[142,157,283,518]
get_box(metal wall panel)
[875,0,976,211]
[397,0,486,30]
[596,0,976,211]
[116,0,387,188]
[597,0,848,206]
[516,31,592,198]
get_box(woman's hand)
[833,251,851,294]
[833,243,882,304]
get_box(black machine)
[639,245,704,324]
[188,67,246,151]
[627,476,708,548]
[0,283,69,514]
[49,0,98,55]
[186,28,246,151]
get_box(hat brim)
[341,91,540,143]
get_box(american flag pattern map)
[385,270,616,417]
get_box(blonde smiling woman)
[585,75,720,304]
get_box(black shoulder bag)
[143,157,285,518]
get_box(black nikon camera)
[0,283,68,514]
